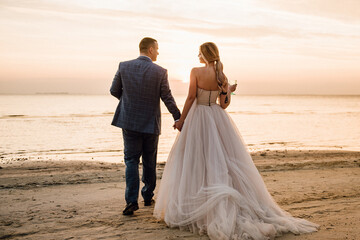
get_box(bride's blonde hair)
[199,42,228,92]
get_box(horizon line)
[1,93,360,97]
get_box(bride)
[154,42,319,240]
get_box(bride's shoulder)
[193,66,206,70]
[191,67,205,74]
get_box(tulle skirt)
[154,100,319,240]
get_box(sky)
[0,0,359,95]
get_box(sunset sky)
[0,0,359,95]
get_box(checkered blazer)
[110,56,181,135]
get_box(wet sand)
[0,150,359,240]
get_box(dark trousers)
[122,129,159,204]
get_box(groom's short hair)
[139,37,157,53]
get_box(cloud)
[0,0,209,26]
[257,0,360,23]
[308,32,360,40]
[175,24,302,39]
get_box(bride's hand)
[229,83,237,92]
[174,120,184,131]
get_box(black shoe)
[122,202,139,215]
[144,199,155,206]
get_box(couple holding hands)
[110,37,318,240]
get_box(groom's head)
[139,37,158,62]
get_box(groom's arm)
[160,70,181,121]
[110,63,122,100]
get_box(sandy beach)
[0,150,359,240]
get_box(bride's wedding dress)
[154,88,319,240]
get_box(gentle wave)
[248,141,295,146]
[0,113,115,119]
[2,111,360,119]
[0,148,122,156]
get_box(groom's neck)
[140,53,153,61]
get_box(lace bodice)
[197,88,219,106]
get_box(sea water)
[0,94,359,163]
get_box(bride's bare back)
[195,66,220,91]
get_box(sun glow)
[157,32,204,83]
[171,59,199,82]
[176,69,191,82]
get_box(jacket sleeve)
[110,63,122,100]
[160,70,181,121]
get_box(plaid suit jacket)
[110,56,181,135]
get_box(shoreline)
[0,150,359,239]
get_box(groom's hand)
[173,121,183,131]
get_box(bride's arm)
[219,83,230,109]
[176,68,197,130]
[219,83,237,109]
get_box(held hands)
[173,120,184,132]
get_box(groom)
[110,37,181,215]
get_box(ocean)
[0,94,359,163]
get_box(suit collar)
[138,55,153,62]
